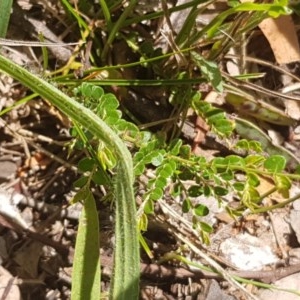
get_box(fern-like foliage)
[70,82,298,246]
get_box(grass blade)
[71,188,100,300]
[0,0,13,38]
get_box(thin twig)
[223,71,300,101]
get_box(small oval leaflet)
[264,155,286,173]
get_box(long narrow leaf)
[0,0,13,38]
[71,188,100,300]
[0,54,140,299]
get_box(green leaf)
[188,186,203,197]
[77,82,91,97]
[140,40,155,56]
[201,169,213,181]
[212,119,235,137]
[168,160,177,172]
[138,131,152,144]
[90,85,104,99]
[71,185,88,203]
[194,156,207,166]
[82,83,104,99]
[192,96,234,138]
[134,147,162,176]
[212,173,223,185]
[70,126,79,137]
[71,188,100,300]
[267,4,292,17]
[249,141,263,153]
[151,152,165,166]
[91,170,110,185]
[117,121,139,138]
[100,93,119,111]
[220,170,234,181]
[73,176,89,188]
[245,155,265,167]
[194,204,209,216]
[235,139,249,151]
[138,213,148,231]
[182,198,192,213]
[104,111,122,125]
[0,0,13,38]
[180,144,192,158]
[171,183,181,197]
[242,186,260,208]
[169,139,183,155]
[144,199,154,214]
[211,157,227,173]
[203,185,212,196]
[194,101,211,114]
[158,163,175,178]
[155,176,168,189]
[199,221,213,233]
[75,84,105,107]
[228,0,239,7]
[264,155,286,173]
[191,51,223,92]
[205,108,225,123]
[274,174,291,198]
[225,155,245,167]
[150,188,163,201]
[211,157,226,166]
[214,186,228,196]
[233,182,245,191]
[178,168,195,180]
[97,146,117,170]
[134,164,145,177]
[247,172,260,187]
[78,157,95,172]
[200,230,211,245]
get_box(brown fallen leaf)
[259,15,300,65]
[239,0,300,64]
